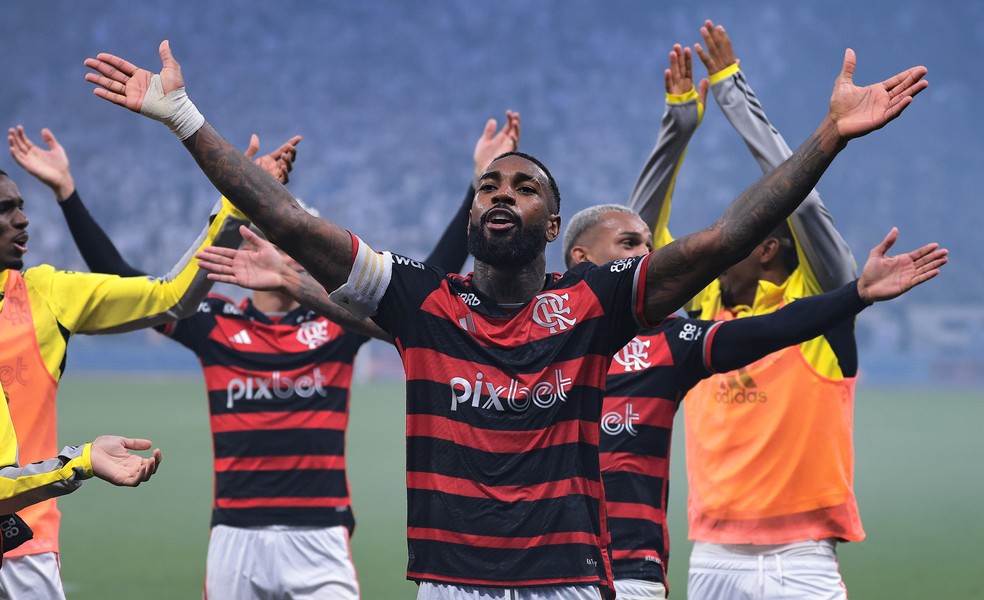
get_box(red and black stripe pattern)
[600,316,714,584]
[162,295,368,529]
[372,256,649,591]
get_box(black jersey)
[162,295,368,529]
[371,253,650,592]
[601,316,716,584]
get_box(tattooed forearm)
[716,129,834,258]
[286,268,391,341]
[181,123,353,290]
[643,116,845,323]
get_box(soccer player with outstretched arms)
[12,115,518,598]
[85,39,926,599]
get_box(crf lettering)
[614,338,651,372]
[449,370,572,412]
[297,320,332,349]
[532,293,577,334]
[601,403,640,436]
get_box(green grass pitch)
[53,375,983,598]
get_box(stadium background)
[2,1,982,597]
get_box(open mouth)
[483,207,518,232]
[12,233,28,255]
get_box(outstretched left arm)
[709,228,947,373]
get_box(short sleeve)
[578,255,650,354]
[371,254,448,339]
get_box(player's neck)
[251,290,300,314]
[472,256,547,306]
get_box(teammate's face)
[571,211,652,266]
[0,176,29,271]
[468,155,560,267]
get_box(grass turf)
[53,376,983,598]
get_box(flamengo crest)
[613,337,651,372]
[532,292,577,334]
[296,320,332,349]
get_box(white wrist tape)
[329,235,393,320]
[139,74,205,141]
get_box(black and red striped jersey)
[161,295,368,530]
[600,316,715,585]
[370,253,650,592]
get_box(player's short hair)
[248,198,320,240]
[562,204,639,268]
[486,151,561,214]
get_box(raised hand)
[85,40,203,140]
[474,110,520,176]
[196,225,295,292]
[85,40,183,113]
[90,436,162,487]
[694,19,737,75]
[665,43,708,104]
[245,134,302,185]
[7,126,75,200]
[829,49,928,140]
[857,228,947,303]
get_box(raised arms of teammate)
[85,41,926,327]
[196,113,522,332]
[635,47,926,324]
[696,19,857,291]
[708,228,946,372]
[0,383,161,514]
[8,125,298,279]
[626,44,708,248]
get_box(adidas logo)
[714,368,767,404]
[229,329,253,345]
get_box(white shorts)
[416,582,603,600]
[613,578,667,599]
[0,552,66,600]
[687,539,847,600]
[205,524,359,600]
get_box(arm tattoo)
[182,123,352,291]
[288,268,391,342]
[644,118,843,322]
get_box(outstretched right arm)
[84,41,353,294]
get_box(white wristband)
[139,74,205,141]
[329,235,393,320]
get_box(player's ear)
[569,245,589,266]
[545,214,561,242]
[759,237,780,264]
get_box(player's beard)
[468,218,547,268]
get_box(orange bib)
[0,270,62,557]
[685,311,863,544]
